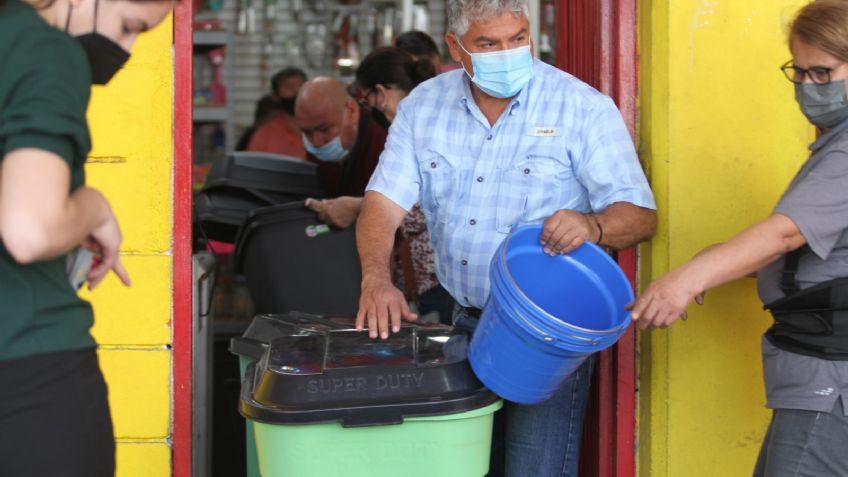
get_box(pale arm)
[0,148,130,287]
[630,213,806,329]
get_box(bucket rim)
[496,224,633,337]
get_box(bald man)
[295,77,388,228]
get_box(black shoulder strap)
[780,249,803,295]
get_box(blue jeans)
[753,399,848,477]
[455,310,596,477]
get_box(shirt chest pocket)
[495,155,574,233]
[417,151,459,224]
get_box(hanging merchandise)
[412,3,429,32]
[539,0,555,64]
[305,22,329,69]
[237,0,257,34]
[207,47,227,106]
[365,7,379,50]
[332,11,361,76]
[205,0,223,13]
[379,6,395,47]
[260,0,278,88]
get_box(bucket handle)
[513,310,601,346]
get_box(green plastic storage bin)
[236,313,501,477]
[231,313,348,477]
[251,398,501,477]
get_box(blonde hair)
[790,0,848,62]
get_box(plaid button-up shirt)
[367,60,655,308]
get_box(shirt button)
[469,219,477,225]
[461,260,468,266]
[476,176,484,183]
[524,168,531,174]
[487,134,493,140]
[430,162,437,168]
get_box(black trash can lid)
[239,321,497,427]
[229,312,348,361]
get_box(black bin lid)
[239,319,497,427]
[229,312,348,361]
[203,151,324,197]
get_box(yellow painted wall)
[83,15,174,477]
[637,1,816,475]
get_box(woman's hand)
[83,211,131,290]
[629,267,705,330]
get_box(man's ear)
[446,32,464,62]
[345,97,360,123]
[339,97,361,150]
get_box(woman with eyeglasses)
[631,1,848,475]
[352,47,457,323]
[0,0,173,474]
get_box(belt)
[460,306,482,318]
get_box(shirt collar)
[810,117,848,152]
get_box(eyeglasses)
[346,83,377,109]
[781,60,838,85]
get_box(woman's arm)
[0,148,130,287]
[630,213,806,329]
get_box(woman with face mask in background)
[351,48,457,323]
[308,48,446,318]
[0,0,173,474]
[631,1,848,475]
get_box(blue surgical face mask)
[303,134,348,162]
[794,80,848,129]
[457,41,534,99]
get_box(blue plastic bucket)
[468,224,633,405]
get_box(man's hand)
[540,210,599,255]
[306,196,363,228]
[356,276,418,339]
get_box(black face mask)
[277,96,296,115]
[66,0,131,85]
[370,107,391,130]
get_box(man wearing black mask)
[269,67,307,114]
[237,67,308,155]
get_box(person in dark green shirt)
[0,0,173,474]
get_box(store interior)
[189,1,556,474]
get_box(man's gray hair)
[447,0,530,37]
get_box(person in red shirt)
[240,68,308,159]
[295,77,388,226]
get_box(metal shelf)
[193,30,230,47]
[193,106,229,122]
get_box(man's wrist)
[587,214,603,245]
[361,270,393,287]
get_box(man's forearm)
[594,202,657,250]
[356,191,407,283]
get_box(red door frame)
[170,0,640,474]
[555,0,638,476]
[173,0,194,474]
